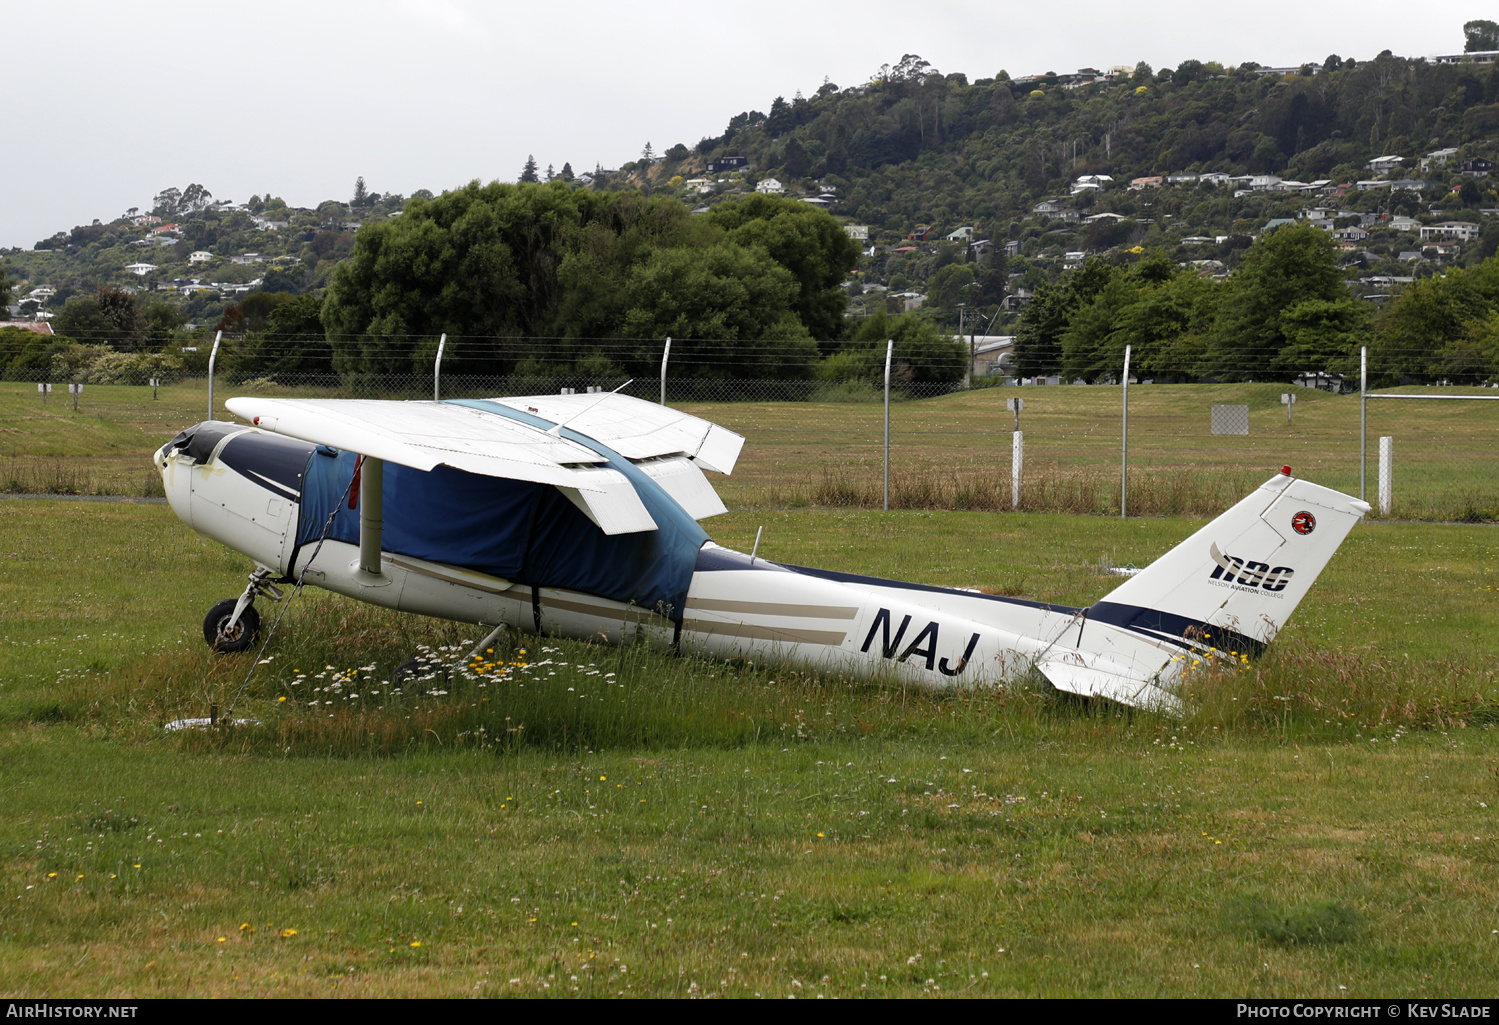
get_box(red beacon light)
[1281,465,1292,476]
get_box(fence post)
[659,337,671,406]
[1012,430,1023,509]
[1120,344,1131,519]
[207,330,222,420]
[433,333,446,401]
[1378,436,1393,517]
[883,338,893,512]
[1359,346,1367,502]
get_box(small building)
[1366,155,1405,173]
[706,155,748,173]
[123,262,157,276]
[945,226,974,243]
[189,251,214,264]
[1128,176,1164,190]
[843,225,870,241]
[754,178,783,195]
[1460,157,1495,176]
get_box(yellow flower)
[281,929,298,938]
[47,872,56,879]
[278,696,287,702]
[217,937,226,943]
[411,941,421,947]
[239,922,251,931]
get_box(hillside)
[8,35,1499,364]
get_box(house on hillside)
[1420,221,1479,241]
[1366,155,1404,174]
[1421,147,1460,170]
[123,262,157,276]
[1461,157,1495,176]
[906,224,935,242]
[189,251,214,264]
[843,225,870,241]
[945,226,974,243]
[707,155,748,173]
[0,321,55,336]
[1128,176,1163,190]
[756,178,783,194]
[1032,200,1078,222]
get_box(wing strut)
[358,456,384,577]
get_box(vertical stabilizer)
[1085,471,1370,659]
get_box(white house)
[1421,147,1460,170]
[843,225,870,241]
[755,178,783,195]
[1366,155,1405,173]
[189,251,214,264]
[945,226,974,243]
[124,262,157,276]
[1420,221,1480,241]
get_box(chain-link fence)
[3,332,1497,520]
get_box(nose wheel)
[203,568,283,653]
[204,599,262,652]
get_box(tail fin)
[1086,470,1370,659]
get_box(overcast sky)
[1,0,1485,250]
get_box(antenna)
[546,379,634,436]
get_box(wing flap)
[635,456,728,520]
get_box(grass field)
[2,496,1497,998]
[2,377,1497,520]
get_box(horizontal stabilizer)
[1035,654,1183,714]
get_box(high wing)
[223,395,743,535]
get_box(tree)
[617,243,818,377]
[352,176,369,208]
[837,310,965,384]
[1013,260,1116,377]
[641,141,655,163]
[519,155,540,183]
[1204,223,1351,379]
[559,162,575,182]
[1465,19,1499,52]
[704,194,861,344]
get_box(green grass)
[4,378,1498,519]
[2,499,1499,996]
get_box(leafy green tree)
[1465,19,1499,52]
[1014,260,1115,377]
[618,244,818,377]
[1372,259,1499,382]
[704,194,861,344]
[519,156,540,183]
[1204,223,1351,379]
[352,176,369,207]
[837,309,965,384]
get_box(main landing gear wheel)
[203,599,261,653]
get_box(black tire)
[391,655,444,691]
[203,599,261,653]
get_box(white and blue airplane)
[155,392,1370,713]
